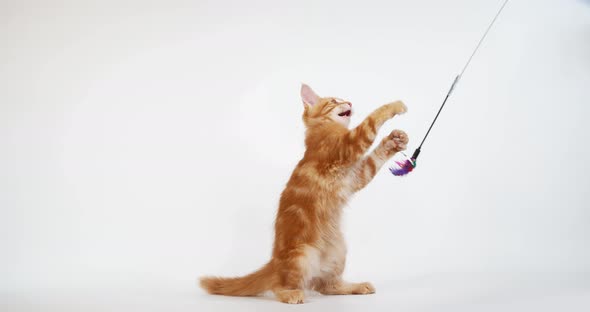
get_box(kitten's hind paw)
[351,282,376,295]
[274,289,305,304]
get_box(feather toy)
[390,0,510,176]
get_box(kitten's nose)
[347,102,352,107]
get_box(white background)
[1,0,589,311]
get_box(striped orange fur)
[200,84,408,304]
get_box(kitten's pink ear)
[301,83,320,107]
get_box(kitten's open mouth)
[338,110,352,117]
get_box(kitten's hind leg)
[272,262,306,304]
[272,246,319,304]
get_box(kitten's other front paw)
[387,100,407,115]
[382,129,409,155]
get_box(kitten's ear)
[301,83,320,108]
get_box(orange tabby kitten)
[200,84,408,304]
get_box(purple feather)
[389,159,416,176]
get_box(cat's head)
[300,84,353,128]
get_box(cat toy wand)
[390,0,510,176]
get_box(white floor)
[3,273,589,312]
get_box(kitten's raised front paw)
[387,100,407,115]
[382,129,409,154]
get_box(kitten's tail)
[199,262,274,296]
